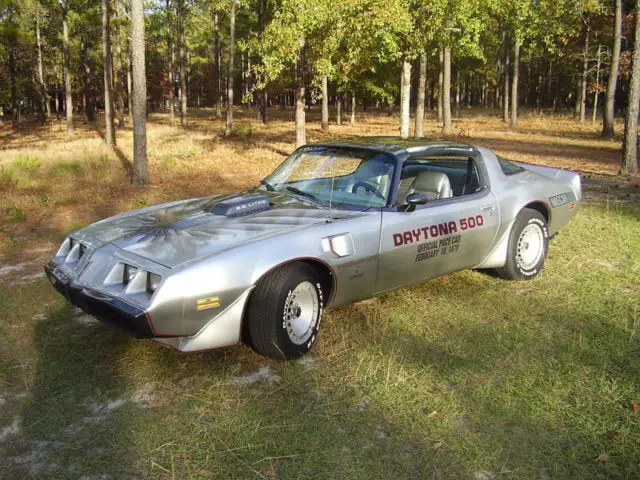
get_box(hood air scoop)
[211,194,271,217]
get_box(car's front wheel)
[495,208,549,280]
[245,263,323,360]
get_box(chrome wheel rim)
[284,281,319,345]
[516,223,544,270]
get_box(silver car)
[45,137,581,359]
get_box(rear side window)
[497,156,525,175]
[399,155,482,199]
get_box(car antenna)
[327,176,334,223]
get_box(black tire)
[245,263,324,360]
[495,208,549,281]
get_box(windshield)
[263,146,396,209]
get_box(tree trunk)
[186,50,191,109]
[593,44,602,125]
[400,59,411,138]
[241,50,246,102]
[167,0,175,124]
[350,92,356,124]
[503,35,510,123]
[36,14,50,123]
[574,74,581,118]
[114,3,126,128]
[547,59,553,108]
[9,41,18,128]
[622,0,640,175]
[225,0,236,136]
[510,37,520,128]
[178,0,187,127]
[295,39,306,147]
[437,49,443,123]
[103,0,116,147]
[603,0,622,137]
[321,75,328,130]
[414,52,426,137]
[442,43,452,134]
[214,12,223,120]
[580,27,589,123]
[336,94,342,125]
[260,90,268,123]
[127,53,133,122]
[54,63,60,115]
[496,47,502,110]
[131,0,149,185]
[81,40,94,123]
[62,9,74,133]
[455,69,460,118]
[257,0,268,123]
[483,72,488,107]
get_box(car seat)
[406,171,453,201]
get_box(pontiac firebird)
[45,137,581,359]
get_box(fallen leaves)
[596,453,609,462]
[631,400,639,413]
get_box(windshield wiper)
[260,179,275,191]
[286,186,318,201]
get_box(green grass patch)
[134,196,150,208]
[160,154,177,168]
[63,218,88,233]
[1,202,638,479]
[5,205,26,221]
[53,161,84,176]
[11,154,41,172]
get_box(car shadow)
[16,303,138,477]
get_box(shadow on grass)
[12,254,639,477]
[17,303,138,478]
[88,122,134,179]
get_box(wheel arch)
[240,257,337,345]
[523,200,551,224]
[476,201,550,270]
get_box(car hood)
[72,191,367,268]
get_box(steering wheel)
[352,181,385,200]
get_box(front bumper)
[45,262,156,338]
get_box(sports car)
[45,137,581,359]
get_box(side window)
[397,155,482,204]
[497,156,525,175]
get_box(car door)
[376,153,500,293]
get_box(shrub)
[135,197,149,208]
[54,161,83,175]
[6,206,26,221]
[12,154,41,172]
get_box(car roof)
[314,136,476,157]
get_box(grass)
[0,108,638,479]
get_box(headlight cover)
[124,264,138,284]
[147,273,161,294]
[104,263,161,298]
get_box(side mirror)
[404,192,428,211]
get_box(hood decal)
[74,190,370,268]
[211,194,271,217]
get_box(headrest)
[411,171,452,199]
[356,158,393,177]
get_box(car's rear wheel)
[245,263,323,360]
[495,208,549,280]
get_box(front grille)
[67,285,155,338]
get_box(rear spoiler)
[516,162,582,201]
